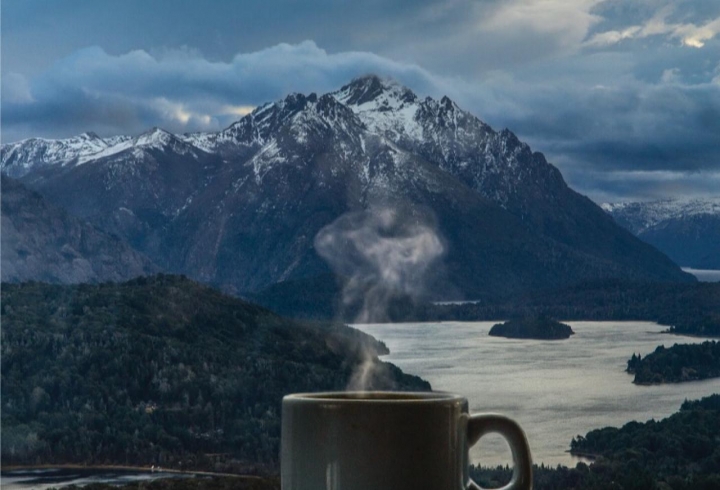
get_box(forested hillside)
[0,276,429,473]
[472,395,720,490]
[627,341,720,384]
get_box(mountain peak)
[134,127,175,147]
[141,126,170,136]
[335,74,417,107]
[79,131,102,141]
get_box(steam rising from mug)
[315,207,444,390]
[314,207,444,323]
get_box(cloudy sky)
[2,0,719,202]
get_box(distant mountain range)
[603,198,720,269]
[1,75,692,300]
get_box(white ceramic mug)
[281,391,532,490]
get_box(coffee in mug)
[281,391,532,490]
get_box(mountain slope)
[1,76,693,299]
[15,128,224,261]
[603,198,720,269]
[333,76,689,290]
[1,175,158,283]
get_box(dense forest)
[665,317,720,337]
[41,395,720,490]
[471,395,720,490]
[0,276,429,473]
[488,316,574,340]
[252,276,720,335]
[418,280,720,333]
[626,341,720,384]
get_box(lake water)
[0,468,197,490]
[355,321,720,467]
[682,267,720,282]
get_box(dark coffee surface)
[288,391,462,402]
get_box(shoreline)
[0,464,267,480]
[659,329,720,339]
[632,374,720,386]
[565,451,599,461]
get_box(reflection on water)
[0,468,197,490]
[355,321,720,466]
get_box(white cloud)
[584,26,642,47]
[586,5,720,48]
[660,68,681,84]
[220,105,256,117]
[480,0,603,48]
[1,72,34,103]
[674,16,720,48]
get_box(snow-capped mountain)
[603,198,720,269]
[602,199,720,234]
[1,75,692,294]
[333,76,555,210]
[1,128,206,178]
[1,132,121,178]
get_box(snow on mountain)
[2,75,539,206]
[1,127,209,176]
[602,198,720,234]
[104,134,134,147]
[1,132,111,177]
[333,75,557,209]
[77,127,202,164]
[182,92,365,160]
[603,198,720,269]
[1,74,693,293]
[333,75,425,141]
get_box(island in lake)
[627,340,720,384]
[488,316,574,340]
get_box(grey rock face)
[1,175,158,283]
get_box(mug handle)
[466,414,533,490]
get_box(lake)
[0,468,197,490]
[682,267,720,282]
[355,321,720,467]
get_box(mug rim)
[283,391,465,404]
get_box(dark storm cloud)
[2,0,719,201]
[1,0,456,76]
[447,49,720,200]
[480,73,720,173]
[562,169,720,203]
[0,0,606,77]
[0,42,446,142]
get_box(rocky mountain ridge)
[1,75,692,298]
